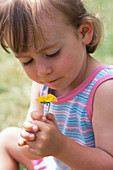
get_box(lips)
[46,79,58,83]
[46,78,60,84]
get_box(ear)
[79,22,93,45]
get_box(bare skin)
[0,127,34,170]
[0,82,42,169]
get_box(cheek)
[22,66,37,81]
[59,53,75,70]
[59,52,83,76]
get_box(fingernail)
[41,116,46,121]
[32,125,38,131]
[18,141,22,146]
[29,134,34,139]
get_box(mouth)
[46,78,61,84]
[46,79,58,84]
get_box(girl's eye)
[22,59,33,66]
[46,49,61,57]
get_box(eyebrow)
[15,55,31,59]
[37,43,58,52]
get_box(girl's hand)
[25,115,65,159]
[18,112,57,146]
[20,112,58,143]
[18,112,46,146]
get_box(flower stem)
[45,102,50,117]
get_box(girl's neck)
[52,55,102,97]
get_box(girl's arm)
[20,80,113,169]
[19,81,45,159]
[26,81,44,121]
[23,80,113,169]
[54,79,113,169]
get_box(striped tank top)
[33,65,113,170]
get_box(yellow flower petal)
[36,94,57,104]
[36,96,46,103]
[45,94,57,102]
[51,94,57,102]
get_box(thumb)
[46,113,57,125]
[31,111,45,121]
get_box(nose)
[36,60,52,76]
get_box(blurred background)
[0,0,113,131]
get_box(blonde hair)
[0,0,102,53]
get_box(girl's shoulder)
[87,64,113,121]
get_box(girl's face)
[7,17,89,96]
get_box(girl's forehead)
[5,16,67,53]
[33,13,68,41]
[40,17,66,38]
[32,18,67,49]
[35,14,74,51]
[5,0,72,53]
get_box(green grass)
[85,0,113,63]
[19,164,26,170]
[0,50,32,130]
[0,0,113,131]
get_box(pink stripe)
[66,127,93,134]
[55,112,89,121]
[87,74,113,122]
[71,138,95,146]
[68,100,86,108]
[34,166,47,170]
[57,122,93,134]
[50,110,69,116]
[32,159,44,165]
[32,159,47,170]
[51,111,89,122]
[52,65,111,104]
[56,112,81,120]
[40,65,113,105]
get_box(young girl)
[0,0,113,169]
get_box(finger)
[20,129,36,141]
[28,120,48,131]
[31,111,44,120]
[23,121,38,132]
[18,138,27,147]
[46,113,57,125]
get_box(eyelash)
[22,49,61,66]
[23,59,33,66]
[46,49,61,57]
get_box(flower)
[36,94,57,116]
[36,96,46,103]
[36,94,57,103]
